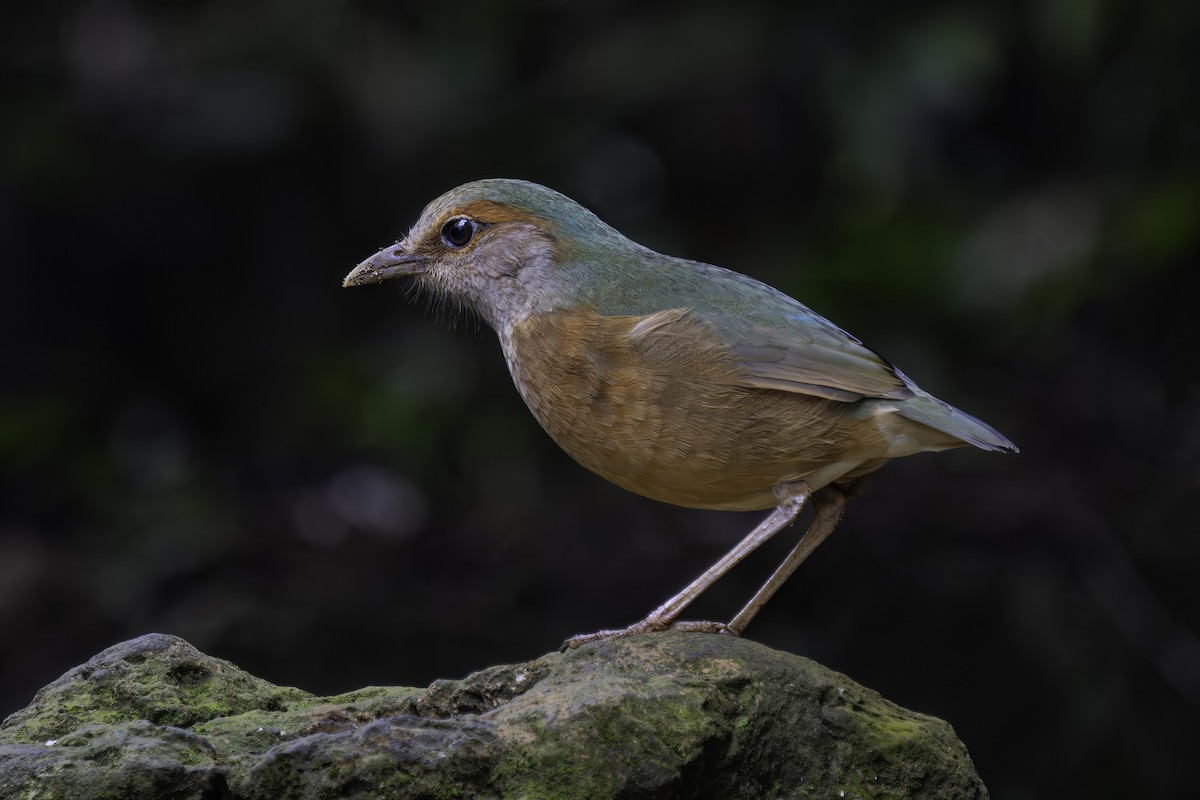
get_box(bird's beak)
[342,243,427,287]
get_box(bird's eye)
[441,217,477,249]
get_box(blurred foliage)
[2,2,1198,798]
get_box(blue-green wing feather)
[581,252,911,402]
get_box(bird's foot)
[561,618,735,650]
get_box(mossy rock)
[0,632,987,799]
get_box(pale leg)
[725,487,847,635]
[562,481,812,649]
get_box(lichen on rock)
[0,632,988,799]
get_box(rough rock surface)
[0,632,988,799]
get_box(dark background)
[3,1,1198,797]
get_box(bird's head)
[344,179,632,331]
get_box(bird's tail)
[896,390,1019,453]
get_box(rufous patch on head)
[448,200,550,227]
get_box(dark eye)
[441,217,477,248]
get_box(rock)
[0,632,987,799]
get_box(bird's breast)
[500,306,885,511]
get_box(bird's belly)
[519,377,875,511]
[503,308,890,511]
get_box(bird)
[344,178,1017,648]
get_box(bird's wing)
[628,305,911,403]
[723,312,912,402]
[593,255,912,403]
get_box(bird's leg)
[562,480,811,649]
[724,486,848,636]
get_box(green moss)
[844,702,939,757]
[2,632,986,799]
[0,635,317,745]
